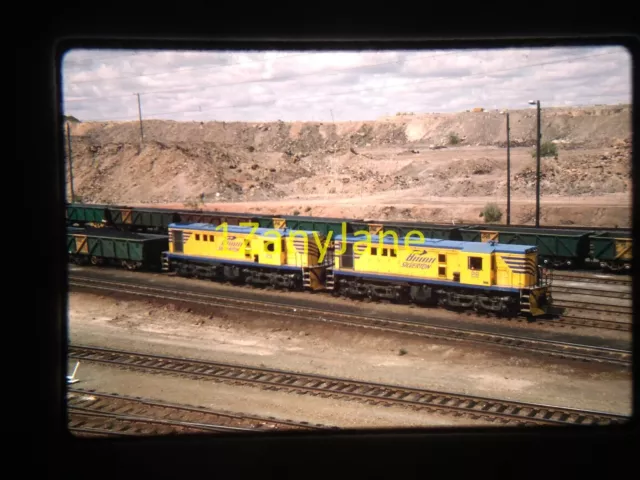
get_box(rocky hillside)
[64,104,631,207]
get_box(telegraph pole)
[136,93,144,149]
[535,100,541,228]
[506,112,510,225]
[66,121,75,203]
[528,100,542,227]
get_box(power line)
[70,50,622,122]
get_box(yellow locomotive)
[158,223,551,318]
[161,223,333,290]
[331,232,552,317]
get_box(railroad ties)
[69,345,629,428]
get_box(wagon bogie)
[590,231,632,272]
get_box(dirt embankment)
[64,104,632,227]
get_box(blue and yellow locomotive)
[155,222,552,318]
[161,222,333,291]
[330,232,551,317]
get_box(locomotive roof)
[334,234,537,254]
[168,223,318,237]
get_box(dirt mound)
[67,138,292,204]
[432,157,499,178]
[511,138,632,196]
[65,105,632,227]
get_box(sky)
[60,45,633,122]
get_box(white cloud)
[61,45,632,122]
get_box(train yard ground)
[66,266,632,433]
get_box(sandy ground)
[66,290,633,431]
[144,192,631,228]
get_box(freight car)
[66,203,265,233]
[589,230,632,272]
[456,225,592,269]
[67,226,169,271]
[455,225,632,272]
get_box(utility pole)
[535,100,541,228]
[506,112,510,225]
[136,93,144,150]
[66,121,75,203]
[528,100,541,227]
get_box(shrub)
[531,141,558,158]
[480,203,503,223]
[184,197,204,210]
[448,132,460,145]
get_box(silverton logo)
[402,249,436,269]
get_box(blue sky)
[61,45,632,122]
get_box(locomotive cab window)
[391,249,397,257]
[195,234,200,241]
[469,257,482,270]
[382,248,388,256]
[439,254,446,263]
[371,247,377,255]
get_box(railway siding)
[68,344,630,427]
[69,271,632,366]
[67,388,333,436]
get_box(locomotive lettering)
[401,249,436,269]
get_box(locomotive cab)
[488,242,551,316]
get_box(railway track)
[546,272,632,331]
[550,271,631,286]
[551,286,631,300]
[67,388,332,437]
[546,314,631,332]
[68,344,630,427]
[552,299,631,316]
[549,299,631,332]
[69,275,631,366]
